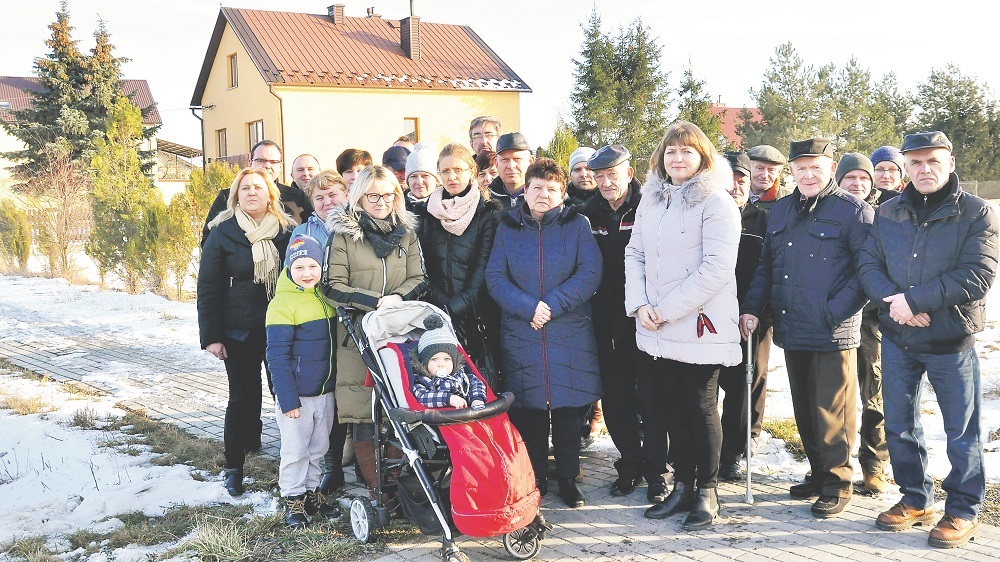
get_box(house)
[156,139,203,201]
[709,103,762,149]
[190,4,531,181]
[0,76,162,186]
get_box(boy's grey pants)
[275,394,336,497]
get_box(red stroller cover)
[387,342,540,537]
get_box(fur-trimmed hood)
[641,154,734,209]
[325,205,417,242]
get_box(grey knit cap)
[418,313,460,373]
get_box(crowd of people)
[195,115,997,549]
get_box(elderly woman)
[486,158,603,509]
[626,121,741,529]
[321,164,427,503]
[416,143,503,385]
[198,167,293,496]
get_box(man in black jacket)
[859,131,998,548]
[718,152,771,482]
[201,140,313,245]
[581,144,664,502]
[741,139,873,519]
[488,133,533,210]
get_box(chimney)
[401,16,420,60]
[327,4,345,25]
[365,7,381,18]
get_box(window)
[248,120,264,149]
[216,129,227,158]
[403,117,419,142]
[227,53,238,88]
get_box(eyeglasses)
[253,158,282,166]
[364,192,396,203]
[471,132,498,140]
[874,167,900,176]
[439,167,470,177]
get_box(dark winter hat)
[725,151,752,177]
[788,138,835,162]
[870,145,905,173]
[901,131,953,153]
[835,152,875,185]
[747,145,787,165]
[286,234,324,267]
[588,144,631,170]
[495,132,531,155]
[418,313,460,373]
[381,145,411,171]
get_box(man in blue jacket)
[859,131,998,548]
[741,139,874,519]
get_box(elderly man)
[717,151,772,482]
[741,139,873,518]
[579,145,663,502]
[201,140,312,245]
[469,115,502,155]
[565,146,598,208]
[290,154,320,192]
[746,145,788,211]
[870,145,906,204]
[859,131,998,548]
[488,132,534,210]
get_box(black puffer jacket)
[858,174,998,354]
[742,180,874,351]
[198,216,292,348]
[736,202,771,330]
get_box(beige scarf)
[235,207,281,299]
[427,186,480,236]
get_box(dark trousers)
[718,326,772,462]
[638,353,722,488]
[784,348,858,498]
[595,330,651,480]
[222,328,267,469]
[509,407,586,481]
[857,313,888,471]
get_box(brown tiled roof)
[192,7,530,105]
[157,138,202,158]
[0,76,161,125]
[710,105,762,148]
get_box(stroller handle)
[390,392,515,426]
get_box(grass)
[68,405,99,428]
[762,417,807,460]
[0,393,56,416]
[0,536,61,561]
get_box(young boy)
[266,234,338,528]
[411,314,487,410]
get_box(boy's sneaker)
[304,489,339,518]
[284,495,309,528]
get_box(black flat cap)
[725,151,751,176]
[747,145,786,165]
[901,131,953,153]
[588,144,631,170]
[496,132,531,154]
[381,145,410,171]
[788,138,835,161]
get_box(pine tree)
[571,9,617,148]
[543,119,580,171]
[676,68,732,151]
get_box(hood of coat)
[325,205,417,242]
[276,267,320,295]
[500,202,581,229]
[641,154,733,208]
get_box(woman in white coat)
[625,121,741,529]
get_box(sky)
[2,0,997,153]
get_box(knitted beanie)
[835,152,875,185]
[418,313,460,373]
[405,142,441,183]
[870,145,905,173]
[568,147,596,172]
[286,234,324,267]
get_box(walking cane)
[745,319,755,504]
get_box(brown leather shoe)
[876,502,937,531]
[928,515,980,548]
[862,466,889,495]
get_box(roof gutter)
[189,105,208,173]
[268,84,286,184]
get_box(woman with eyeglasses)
[416,143,504,387]
[321,164,427,505]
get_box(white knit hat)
[568,146,596,172]
[405,142,440,183]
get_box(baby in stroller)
[410,314,486,411]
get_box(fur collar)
[325,205,416,242]
[641,154,733,208]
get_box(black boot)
[283,495,309,528]
[558,478,585,508]
[644,481,695,519]
[223,468,244,496]
[535,477,548,497]
[682,487,719,530]
[305,489,340,518]
[318,449,345,495]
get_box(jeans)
[882,338,984,519]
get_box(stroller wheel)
[350,498,378,543]
[502,527,542,560]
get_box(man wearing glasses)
[469,115,501,156]
[201,140,313,245]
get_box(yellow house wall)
[276,87,521,177]
[199,24,280,169]
[0,130,25,184]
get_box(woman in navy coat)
[486,158,603,508]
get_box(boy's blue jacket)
[265,269,336,413]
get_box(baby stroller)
[336,301,549,561]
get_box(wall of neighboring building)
[276,86,521,175]
[0,130,26,185]
[199,23,280,168]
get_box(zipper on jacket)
[381,257,388,296]
[538,222,550,407]
[318,290,335,390]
